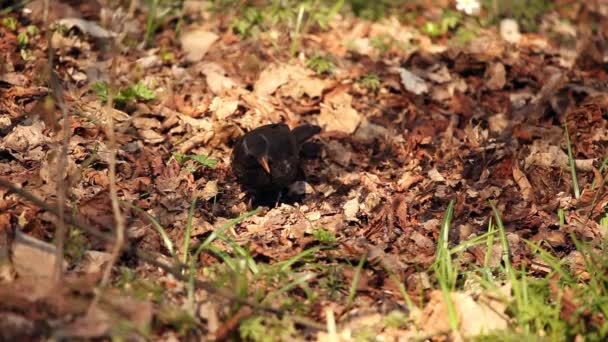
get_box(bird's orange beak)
[258,156,271,174]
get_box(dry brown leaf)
[11,230,67,278]
[281,76,329,99]
[318,91,361,134]
[418,291,507,337]
[200,180,219,201]
[524,140,595,171]
[485,62,506,90]
[343,194,360,222]
[209,96,239,120]
[399,68,429,95]
[488,113,509,133]
[512,163,533,201]
[254,63,307,96]
[1,119,48,153]
[199,62,239,95]
[180,28,218,62]
[428,168,446,182]
[138,129,165,144]
[76,251,112,274]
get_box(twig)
[98,60,125,288]
[0,178,324,330]
[116,0,139,45]
[43,0,70,283]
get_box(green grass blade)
[123,201,175,258]
[489,201,512,277]
[591,157,608,189]
[276,246,322,272]
[262,272,316,304]
[484,217,496,281]
[192,208,260,260]
[345,251,367,310]
[564,123,580,199]
[182,196,197,265]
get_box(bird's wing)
[291,124,321,146]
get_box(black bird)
[231,123,321,197]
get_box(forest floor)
[2,0,608,340]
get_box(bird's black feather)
[231,123,321,197]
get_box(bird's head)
[241,132,271,174]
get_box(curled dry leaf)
[524,140,595,171]
[418,290,507,337]
[318,91,361,134]
[280,76,330,99]
[1,120,48,153]
[138,129,164,144]
[199,62,239,95]
[397,171,423,191]
[11,230,67,278]
[399,68,429,95]
[200,180,219,201]
[428,168,446,182]
[512,162,533,201]
[209,96,239,120]
[343,194,360,222]
[488,113,509,133]
[254,63,307,96]
[180,28,218,62]
[485,62,506,90]
[76,250,112,274]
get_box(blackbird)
[231,123,321,196]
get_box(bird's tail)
[292,124,321,146]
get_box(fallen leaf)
[281,76,329,99]
[254,63,307,96]
[485,62,506,90]
[428,168,446,182]
[343,194,360,222]
[524,140,594,171]
[318,91,361,134]
[1,120,48,152]
[512,163,533,201]
[200,180,219,201]
[209,96,239,120]
[11,230,67,278]
[180,28,218,62]
[399,68,429,95]
[199,63,239,95]
[418,291,508,337]
[488,113,509,133]
[77,251,112,274]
